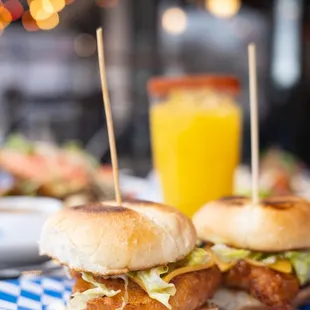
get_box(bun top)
[39,200,196,275]
[193,196,310,252]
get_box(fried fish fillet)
[224,261,299,310]
[73,267,222,310]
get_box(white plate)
[0,197,63,267]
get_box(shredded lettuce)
[128,266,176,309]
[4,133,34,154]
[247,252,278,265]
[67,273,121,310]
[211,244,277,266]
[62,140,99,168]
[241,189,271,199]
[18,180,40,195]
[65,248,211,309]
[211,244,250,263]
[180,247,211,266]
[285,251,310,285]
[260,255,277,265]
[112,275,129,310]
[210,244,310,285]
[68,288,106,310]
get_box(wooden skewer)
[248,43,259,205]
[96,28,122,206]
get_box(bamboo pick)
[248,43,260,205]
[96,27,122,206]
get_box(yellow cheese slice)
[269,260,292,273]
[205,248,236,272]
[245,258,292,273]
[131,254,292,292]
[212,256,236,272]
[206,245,292,274]
[163,261,214,283]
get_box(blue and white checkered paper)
[0,276,72,310]
[1,276,310,310]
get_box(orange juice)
[150,87,241,216]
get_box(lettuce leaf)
[180,247,211,266]
[248,252,278,265]
[62,140,99,168]
[4,133,34,154]
[210,244,310,285]
[67,273,121,310]
[260,255,277,265]
[211,244,250,263]
[128,266,176,309]
[112,275,129,310]
[285,251,310,285]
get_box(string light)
[74,33,97,57]
[206,0,241,18]
[0,6,12,30]
[1,0,70,32]
[162,7,187,35]
[36,12,59,30]
[22,10,39,31]
[30,0,53,21]
[51,0,65,12]
[4,0,24,21]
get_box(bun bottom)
[210,288,263,310]
[198,303,219,310]
[211,287,310,310]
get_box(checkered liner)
[0,276,72,310]
[1,276,310,310]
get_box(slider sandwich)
[39,200,221,310]
[193,196,310,310]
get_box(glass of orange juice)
[148,75,242,217]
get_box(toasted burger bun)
[39,200,196,275]
[193,196,310,252]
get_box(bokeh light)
[0,0,76,32]
[162,7,187,35]
[206,0,241,18]
[96,0,118,8]
[30,0,53,20]
[49,0,65,13]
[36,12,59,30]
[0,6,12,30]
[4,0,24,21]
[74,33,97,57]
[41,0,54,14]
[22,10,39,31]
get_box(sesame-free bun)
[193,196,310,252]
[39,200,196,275]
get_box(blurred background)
[0,0,309,176]
[2,0,310,269]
